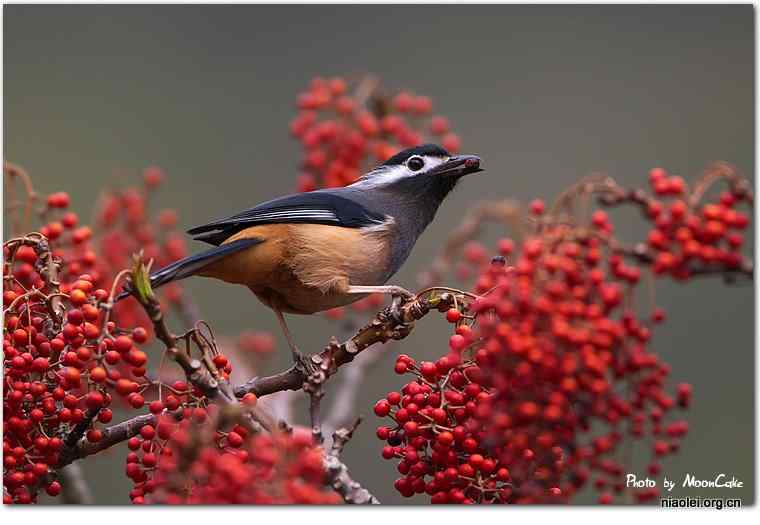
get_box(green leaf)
[130,252,155,304]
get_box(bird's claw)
[389,293,412,325]
[291,347,319,375]
[392,286,415,300]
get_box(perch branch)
[234,290,460,399]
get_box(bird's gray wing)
[187,190,387,246]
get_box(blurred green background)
[3,4,754,505]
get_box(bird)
[120,144,483,366]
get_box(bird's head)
[355,144,483,195]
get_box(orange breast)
[197,222,393,314]
[198,224,289,286]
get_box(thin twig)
[4,161,39,236]
[57,414,157,467]
[128,254,271,432]
[323,418,380,504]
[417,199,523,287]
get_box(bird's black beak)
[430,154,483,178]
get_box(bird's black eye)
[407,156,425,171]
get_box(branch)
[4,161,39,236]
[303,348,331,445]
[57,414,157,467]
[126,253,465,503]
[689,161,753,208]
[59,406,101,462]
[323,418,380,504]
[234,291,458,399]
[128,254,272,432]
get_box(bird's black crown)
[381,144,450,166]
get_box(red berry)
[374,400,391,417]
[445,308,462,324]
[449,334,467,352]
[530,199,545,216]
[46,481,62,497]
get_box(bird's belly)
[262,223,390,314]
[251,254,380,315]
[253,283,368,315]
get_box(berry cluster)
[375,166,752,504]
[3,236,150,503]
[33,167,190,331]
[5,168,303,506]
[374,344,519,504]
[124,393,255,504]
[291,76,461,191]
[144,420,339,504]
[92,167,191,327]
[640,166,751,277]
[4,76,754,506]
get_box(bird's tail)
[116,237,263,302]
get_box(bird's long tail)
[116,237,263,301]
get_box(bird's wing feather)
[187,191,387,246]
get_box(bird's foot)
[291,347,319,376]
[346,284,416,324]
[385,285,415,301]
[388,290,415,325]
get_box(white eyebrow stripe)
[351,165,409,188]
[350,155,450,189]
